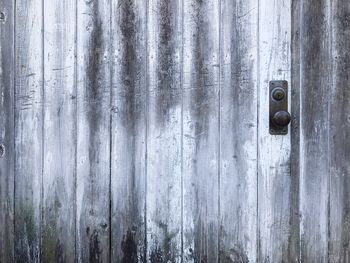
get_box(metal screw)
[0,12,5,22]
[0,144,5,158]
[272,87,285,101]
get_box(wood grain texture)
[76,0,111,261]
[110,0,147,262]
[182,0,220,261]
[299,0,332,262]
[329,0,350,261]
[0,0,14,261]
[42,0,76,261]
[14,0,43,261]
[146,0,183,261]
[290,0,301,260]
[7,1,350,261]
[219,0,258,262]
[257,0,296,262]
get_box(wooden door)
[0,0,349,262]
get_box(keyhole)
[272,87,285,101]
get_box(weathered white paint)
[76,0,111,261]
[299,0,332,262]
[329,1,350,262]
[14,0,43,261]
[0,0,14,260]
[4,0,350,262]
[146,0,183,261]
[219,0,258,261]
[110,0,147,262]
[42,0,76,261]
[182,0,220,261]
[258,0,294,262]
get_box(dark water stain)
[14,205,39,262]
[54,240,65,263]
[155,0,181,126]
[86,0,105,181]
[340,175,350,262]
[300,2,330,262]
[149,246,163,263]
[301,0,328,142]
[42,217,67,263]
[219,246,249,263]
[190,0,214,141]
[119,1,142,229]
[121,228,138,263]
[89,229,102,263]
[119,0,144,134]
[0,143,5,157]
[187,2,218,260]
[148,221,179,263]
[335,2,350,261]
[190,222,218,263]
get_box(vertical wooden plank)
[146,0,183,261]
[110,0,147,262]
[76,0,111,261]
[329,0,350,261]
[219,0,258,262]
[258,0,296,262]
[0,0,14,261]
[290,0,301,259]
[14,0,43,261]
[42,0,76,261]
[182,0,220,261]
[299,0,331,262]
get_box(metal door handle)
[272,110,291,127]
[269,81,290,135]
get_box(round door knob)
[272,111,291,127]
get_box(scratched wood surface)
[219,0,258,261]
[299,0,332,262]
[257,0,298,262]
[2,0,350,262]
[146,0,183,261]
[42,0,76,261]
[0,0,14,261]
[76,0,111,261]
[14,0,43,261]
[182,0,220,262]
[329,0,350,262]
[110,0,147,262]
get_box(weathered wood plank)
[290,0,301,259]
[110,0,147,262]
[146,0,183,261]
[329,0,350,261]
[42,0,76,261]
[76,0,111,261]
[0,0,14,261]
[182,0,220,261]
[257,0,296,262]
[219,0,258,262]
[14,0,43,261]
[299,0,332,262]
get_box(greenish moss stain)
[219,246,249,263]
[42,219,58,262]
[151,221,179,262]
[15,204,39,261]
